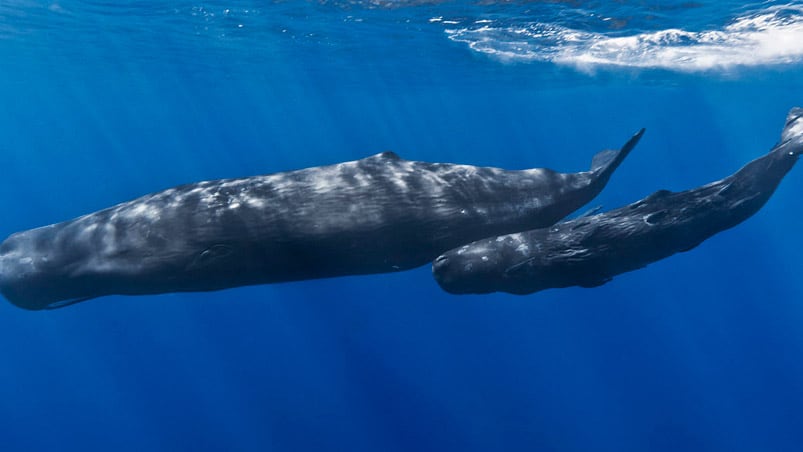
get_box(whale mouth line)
[442,5,803,73]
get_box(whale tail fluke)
[781,107,803,154]
[589,128,645,177]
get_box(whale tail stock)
[589,128,646,177]
[780,107,803,154]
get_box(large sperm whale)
[433,108,803,295]
[0,132,642,310]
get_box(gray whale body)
[0,133,641,310]
[433,108,803,295]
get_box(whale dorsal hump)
[646,189,673,200]
[376,151,402,161]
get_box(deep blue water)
[2,1,803,451]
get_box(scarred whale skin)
[0,132,641,310]
[433,108,803,295]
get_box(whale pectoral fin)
[44,296,97,310]
[590,128,645,174]
[575,205,604,220]
[679,240,705,253]
[579,277,612,288]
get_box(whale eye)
[644,210,668,225]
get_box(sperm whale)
[0,133,641,310]
[433,108,803,295]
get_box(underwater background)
[2,1,803,450]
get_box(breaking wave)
[443,5,803,72]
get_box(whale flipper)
[590,128,645,175]
[43,296,96,310]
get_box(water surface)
[1,1,803,451]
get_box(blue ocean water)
[2,1,803,450]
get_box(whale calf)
[433,108,803,295]
[0,132,642,310]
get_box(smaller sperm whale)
[0,131,642,310]
[433,108,803,295]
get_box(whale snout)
[432,246,503,295]
[432,254,460,292]
[432,254,449,271]
[432,252,479,295]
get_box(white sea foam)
[445,5,803,72]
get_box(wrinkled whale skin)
[0,133,641,310]
[433,108,803,295]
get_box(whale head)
[432,234,547,295]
